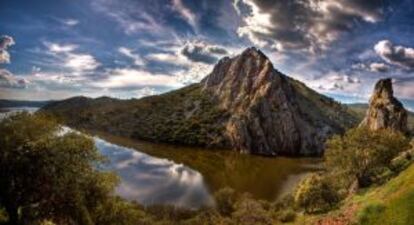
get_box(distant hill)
[0,99,54,108]
[42,48,358,156]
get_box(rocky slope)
[42,47,358,156]
[360,78,408,133]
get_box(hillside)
[41,48,358,156]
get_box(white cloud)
[45,42,78,53]
[0,35,15,64]
[65,53,100,72]
[374,40,414,69]
[118,47,145,66]
[172,0,198,30]
[369,62,389,73]
[63,19,79,26]
[94,68,182,89]
[0,69,27,89]
[44,42,100,74]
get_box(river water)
[1,107,321,208]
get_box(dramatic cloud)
[234,0,386,52]
[0,35,15,64]
[172,0,197,30]
[118,47,145,66]
[0,69,27,89]
[180,41,229,64]
[369,62,389,73]
[374,40,414,69]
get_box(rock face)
[42,47,358,156]
[202,47,355,155]
[360,78,408,133]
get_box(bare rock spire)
[360,78,408,133]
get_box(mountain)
[41,47,358,156]
[359,78,408,133]
[0,99,54,108]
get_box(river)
[1,107,321,208]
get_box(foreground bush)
[214,187,237,217]
[325,127,410,187]
[294,174,339,213]
[0,113,118,224]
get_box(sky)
[0,0,414,107]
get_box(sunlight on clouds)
[45,42,100,74]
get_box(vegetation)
[294,174,339,213]
[325,127,410,187]
[0,112,118,224]
[42,84,229,148]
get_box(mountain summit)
[42,48,357,156]
[360,78,408,133]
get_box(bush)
[214,187,237,217]
[294,174,339,214]
[325,127,410,187]
[276,209,296,223]
[232,194,272,225]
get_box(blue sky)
[0,0,413,108]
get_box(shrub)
[214,187,237,217]
[276,209,296,223]
[294,174,339,214]
[232,194,272,225]
[325,127,410,187]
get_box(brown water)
[93,131,322,208]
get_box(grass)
[351,163,414,225]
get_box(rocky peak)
[360,78,408,133]
[200,47,353,156]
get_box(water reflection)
[95,138,214,208]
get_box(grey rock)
[360,78,408,133]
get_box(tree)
[0,112,118,225]
[294,174,339,213]
[325,127,410,187]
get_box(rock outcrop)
[42,47,358,156]
[202,47,356,155]
[360,78,408,133]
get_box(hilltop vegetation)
[42,84,229,148]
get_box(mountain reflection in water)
[95,138,213,208]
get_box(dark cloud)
[0,35,15,63]
[180,41,229,64]
[234,0,386,52]
[374,40,414,69]
[0,69,27,89]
